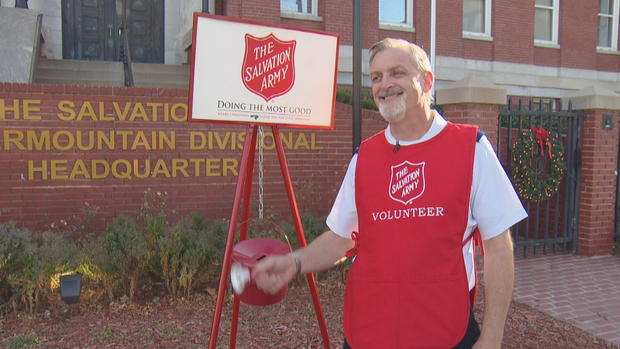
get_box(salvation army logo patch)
[241,33,296,102]
[389,161,426,204]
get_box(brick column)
[564,85,620,256]
[435,74,507,147]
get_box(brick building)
[0,0,619,255]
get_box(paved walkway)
[513,254,620,346]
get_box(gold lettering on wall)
[27,158,240,180]
[2,130,176,151]
[0,99,41,120]
[2,98,324,181]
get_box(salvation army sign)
[189,14,339,129]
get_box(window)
[598,0,619,50]
[534,0,560,45]
[379,0,414,30]
[281,0,318,16]
[463,0,492,38]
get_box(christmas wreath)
[511,125,565,202]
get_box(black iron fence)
[497,98,584,257]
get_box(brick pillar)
[565,85,620,256]
[435,74,506,147]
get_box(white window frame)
[462,0,493,40]
[280,0,322,21]
[534,0,560,47]
[597,0,620,51]
[379,0,415,32]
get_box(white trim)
[280,0,318,17]
[596,0,619,51]
[534,41,560,49]
[379,22,415,32]
[597,47,620,55]
[534,0,560,45]
[379,0,414,30]
[434,55,620,97]
[280,11,323,22]
[462,0,492,37]
[462,32,493,41]
[336,46,620,97]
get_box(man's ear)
[422,71,433,93]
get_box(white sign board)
[189,14,339,129]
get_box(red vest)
[344,122,478,348]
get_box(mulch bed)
[1,273,619,349]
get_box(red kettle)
[231,238,291,306]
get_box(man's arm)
[474,229,514,349]
[253,230,354,294]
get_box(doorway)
[62,0,164,63]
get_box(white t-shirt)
[326,112,528,289]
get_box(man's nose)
[376,75,393,90]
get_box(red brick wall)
[441,103,500,148]
[0,83,387,233]
[577,110,619,256]
[219,0,619,73]
[492,0,534,64]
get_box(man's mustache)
[376,87,405,98]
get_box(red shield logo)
[389,161,426,205]
[241,33,296,102]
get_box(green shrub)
[6,230,78,314]
[0,223,27,312]
[175,215,212,297]
[99,216,151,301]
[335,89,377,111]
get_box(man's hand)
[252,230,354,295]
[252,254,297,295]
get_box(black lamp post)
[59,273,82,304]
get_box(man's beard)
[376,90,406,123]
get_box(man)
[253,38,527,349]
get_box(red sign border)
[188,13,340,130]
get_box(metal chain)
[258,126,264,219]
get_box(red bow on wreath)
[530,125,553,159]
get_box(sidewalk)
[514,254,620,346]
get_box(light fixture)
[59,273,82,304]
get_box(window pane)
[463,0,484,33]
[536,0,553,7]
[379,0,407,24]
[600,0,613,15]
[598,17,612,47]
[281,0,312,14]
[535,8,552,40]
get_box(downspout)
[352,0,362,153]
[430,0,436,98]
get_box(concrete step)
[34,58,190,88]
[132,62,190,88]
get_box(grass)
[4,333,41,349]
[94,328,115,341]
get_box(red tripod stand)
[207,124,332,349]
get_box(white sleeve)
[472,136,528,240]
[326,155,358,239]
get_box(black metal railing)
[497,98,584,257]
